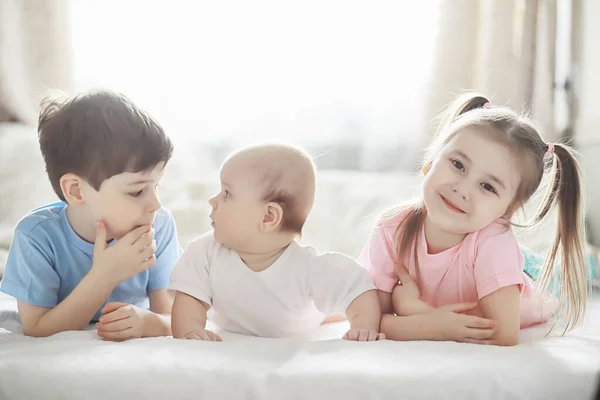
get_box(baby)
[170,144,383,341]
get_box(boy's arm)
[18,223,155,338]
[18,268,115,337]
[141,289,173,337]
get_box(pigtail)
[427,93,491,162]
[533,143,587,332]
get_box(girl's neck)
[423,215,466,254]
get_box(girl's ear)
[422,162,432,176]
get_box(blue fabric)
[521,245,597,295]
[0,202,182,321]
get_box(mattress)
[1,291,599,400]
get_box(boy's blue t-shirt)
[0,202,182,321]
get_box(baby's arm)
[344,290,385,341]
[168,233,220,341]
[171,291,221,341]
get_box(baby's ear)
[422,162,432,176]
[262,202,284,232]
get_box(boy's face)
[208,156,266,251]
[82,162,166,240]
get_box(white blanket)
[1,292,599,400]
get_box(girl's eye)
[451,159,465,171]
[130,189,144,198]
[481,183,497,194]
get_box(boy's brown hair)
[38,90,173,201]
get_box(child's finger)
[99,306,130,324]
[357,330,369,341]
[461,338,501,346]
[101,302,127,315]
[98,327,134,341]
[463,315,497,329]
[464,327,496,340]
[377,333,386,341]
[96,317,131,332]
[208,332,222,341]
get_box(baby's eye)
[224,190,231,199]
[481,183,497,194]
[451,159,465,171]
[130,189,144,198]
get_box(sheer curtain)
[69,0,441,171]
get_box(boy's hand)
[343,328,385,341]
[96,302,149,341]
[182,329,222,342]
[92,222,156,286]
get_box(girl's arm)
[477,285,520,346]
[379,290,498,343]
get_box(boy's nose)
[148,192,162,212]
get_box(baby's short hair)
[38,90,173,201]
[231,144,316,235]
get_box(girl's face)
[423,128,522,235]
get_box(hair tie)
[483,102,491,109]
[546,142,555,154]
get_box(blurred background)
[1,0,599,275]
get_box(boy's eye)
[481,183,497,194]
[130,189,144,198]
[451,159,465,171]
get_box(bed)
[1,291,599,400]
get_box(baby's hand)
[182,329,222,342]
[343,328,386,342]
[96,302,147,341]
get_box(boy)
[170,144,384,341]
[0,90,181,340]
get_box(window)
[69,0,441,171]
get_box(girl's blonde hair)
[395,92,587,332]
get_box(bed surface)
[1,291,599,400]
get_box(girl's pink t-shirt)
[358,211,557,328]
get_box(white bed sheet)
[1,291,599,400]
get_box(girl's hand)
[429,305,499,345]
[395,262,420,299]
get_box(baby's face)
[208,157,266,251]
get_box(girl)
[359,93,589,346]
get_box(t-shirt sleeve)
[0,231,60,308]
[147,210,184,291]
[473,226,525,299]
[357,219,399,293]
[308,253,376,315]
[168,234,213,306]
